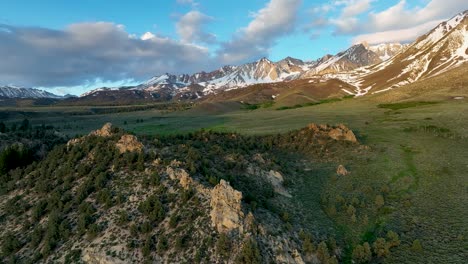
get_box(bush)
[216,233,231,260]
[411,239,423,252]
[386,231,400,248]
[373,238,390,257]
[236,238,261,264]
[352,242,372,263]
[1,232,21,257]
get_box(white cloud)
[176,0,199,7]
[140,32,156,40]
[341,0,373,17]
[176,11,216,44]
[310,0,466,44]
[365,0,465,32]
[352,19,445,44]
[0,22,217,88]
[218,0,302,64]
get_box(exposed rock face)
[266,170,292,198]
[166,166,193,190]
[307,123,358,143]
[89,122,114,137]
[115,134,143,153]
[210,180,244,233]
[337,165,349,176]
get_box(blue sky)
[0,0,466,95]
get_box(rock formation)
[337,165,349,176]
[210,180,244,233]
[89,122,114,137]
[307,123,358,143]
[115,134,143,153]
[67,123,143,154]
[266,170,292,198]
[166,166,194,190]
[328,124,358,142]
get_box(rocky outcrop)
[266,170,292,198]
[210,180,244,233]
[67,123,143,153]
[328,124,357,142]
[337,165,349,176]
[67,123,115,147]
[89,122,114,137]
[115,134,143,153]
[166,166,194,190]
[307,123,358,143]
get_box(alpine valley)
[0,7,467,264]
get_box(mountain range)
[1,10,467,102]
[0,85,63,99]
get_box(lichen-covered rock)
[210,180,244,233]
[337,164,349,176]
[115,134,143,153]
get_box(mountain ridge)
[0,85,63,99]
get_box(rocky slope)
[367,43,408,61]
[0,123,377,263]
[302,44,382,77]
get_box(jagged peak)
[256,57,272,63]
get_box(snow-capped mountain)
[131,44,387,98]
[302,44,382,77]
[139,57,316,95]
[0,85,62,99]
[368,43,409,61]
[334,10,468,95]
[79,10,467,101]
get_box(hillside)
[1,122,398,263]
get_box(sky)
[0,0,466,95]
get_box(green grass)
[276,98,342,110]
[377,101,439,110]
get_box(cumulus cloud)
[176,11,216,44]
[352,19,446,44]
[352,0,466,44]
[364,0,464,32]
[309,0,466,44]
[217,0,302,64]
[0,22,216,88]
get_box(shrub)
[236,238,261,264]
[373,238,390,257]
[411,239,423,252]
[216,233,231,260]
[386,231,400,248]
